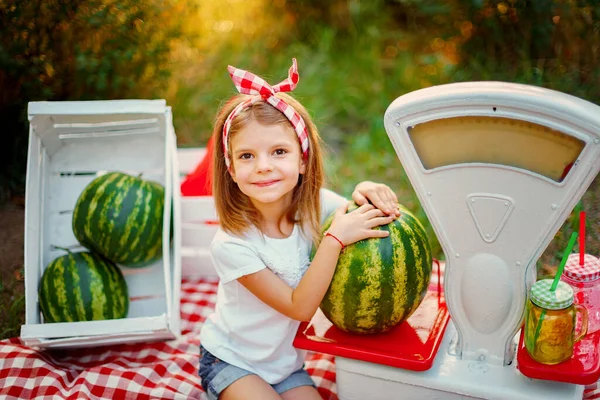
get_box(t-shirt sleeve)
[320,188,348,224]
[210,238,266,284]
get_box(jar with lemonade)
[562,253,600,334]
[524,279,588,365]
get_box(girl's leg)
[220,374,282,400]
[281,385,323,400]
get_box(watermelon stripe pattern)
[72,172,165,267]
[38,252,129,323]
[320,204,432,334]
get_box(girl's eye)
[239,153,253,160]
[274,149,287,156]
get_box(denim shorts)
[198,345,315,399]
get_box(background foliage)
[1,0,599,266]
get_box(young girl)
[199,59,401,400]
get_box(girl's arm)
[238,203,396,321]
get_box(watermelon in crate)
[318,203,432,334]
[72,171,166,267]
[20,100,181,349]
[39,251,129,323]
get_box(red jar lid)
[564,253,600,282]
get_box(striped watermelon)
[319,203,432,334]
[72,172,165,267]
[38,251,129,323]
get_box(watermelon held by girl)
[318,202,433,334]
[38,250,129,323]
[72,171,166,268]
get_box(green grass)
[0,267,25,340]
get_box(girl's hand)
[352,181,401,217]
[327,202,396,247]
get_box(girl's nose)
[256,156,274,173]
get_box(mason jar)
[524,279,588,365]
[562,253,600,334]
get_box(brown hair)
[212,92,325,243]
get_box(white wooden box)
[177,147,219,279]
[20,100,182,348]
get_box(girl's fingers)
[389,189,399,204]
[363,208,387,219]
[367,215,396,228]
[386,191,396,208]
[366,192,387,213]
[375,187,398,215]
[352,190,368,206]
[367,229,390,238]
[354,203,375,213]
[333,202,349,219]
[383,190,400,216]
[379,189,395,212]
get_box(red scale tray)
[293,261,450,371]
[517,328,600,385]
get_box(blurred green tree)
[0,0,191,202]
[453,0,600,104]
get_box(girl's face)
[229,120,306,210]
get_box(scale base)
[335,322,584,400]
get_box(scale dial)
[409,116,584,182]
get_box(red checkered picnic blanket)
[0,278,598,399]
[0,278,336,399]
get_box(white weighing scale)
[296,82,600,400]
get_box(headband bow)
[222,58,309,168]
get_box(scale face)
[384,82,600,366]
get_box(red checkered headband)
[222,58,310,168]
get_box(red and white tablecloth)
[0,279,336,399]
[0,278,598,399]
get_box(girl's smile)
[253,179,280,187]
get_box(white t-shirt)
[199,188,347,384]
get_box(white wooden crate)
[177,147,219,279]
[20,100,182,348]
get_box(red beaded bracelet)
[325,231,345,250]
